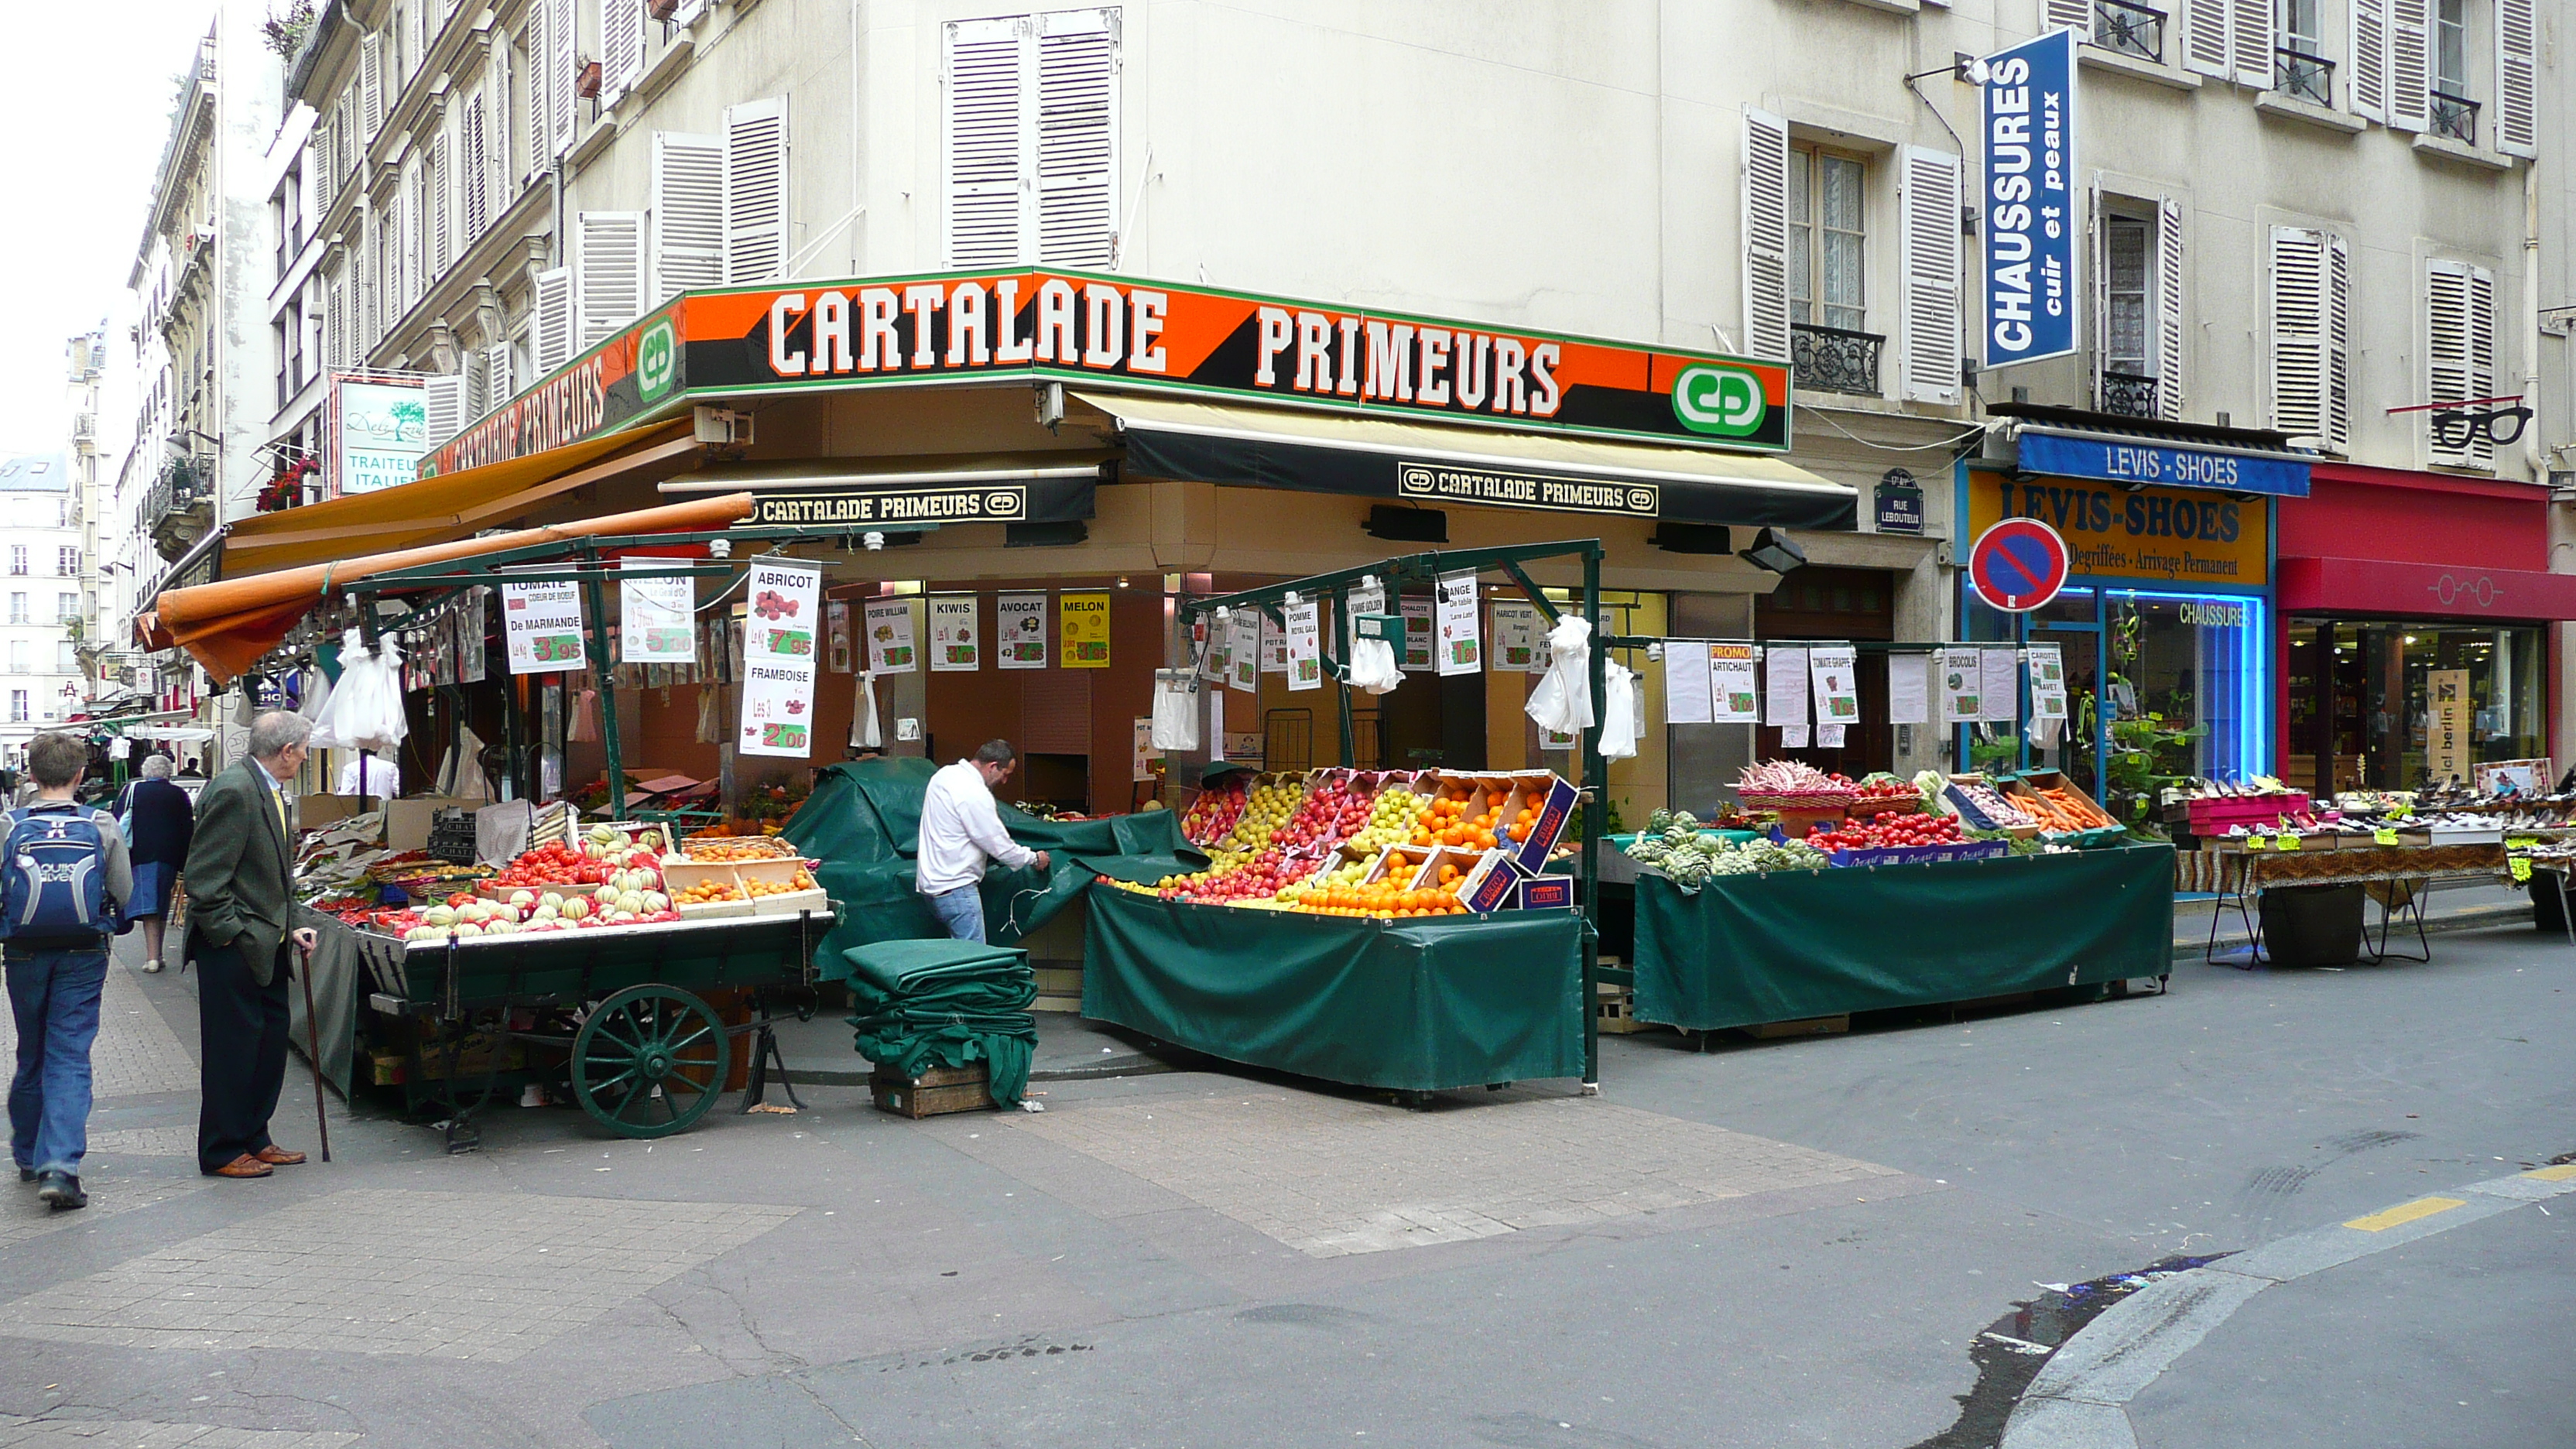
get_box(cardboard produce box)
[385,796,482,851]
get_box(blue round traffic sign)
[1968,519,2071,612]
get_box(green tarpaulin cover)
[844,938,1040,1107]
[1081,888,1585,1091]
[784,759,1205,969]
[1632,844,2176,1031]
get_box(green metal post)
[577,551,626,819]
[1331,584,1354,767]
[1581,546,1605,1091]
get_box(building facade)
[0,455,91,764]
[245,0,2567,821]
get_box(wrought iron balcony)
[2274,48,2333,105]
[2098,371,2160,420]
[1791,324,1884,399]
[2430,91,2478,143]
[147,456,214,564]
[2091,0,2167,63]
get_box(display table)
[2204,843,2509,964]
[1081,887,1584,1092]
[1632,844,2176,1032]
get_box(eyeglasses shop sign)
[1981,29,2078,368]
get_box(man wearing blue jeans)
[915,740,1048,943]
[5,731,134,1212]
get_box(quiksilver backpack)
[0,803,119,946]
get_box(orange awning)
[218,420,704,577]
[157,492,757,682]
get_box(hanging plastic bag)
[299,660,342,749]
[851,671,882,750]
[1600,661,1641,760]
[1347,626,1403,695]
[1525,615,1595,735]
[1150,670,1201,752]
[314,629,409,755]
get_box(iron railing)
[149,457,211,524]
[2092,0,2167,63]
[1791,324,1885,398]
[2098,372,2160,420]
[2430,91,2479,143]
[2274,48,2333,104]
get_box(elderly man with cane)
[185,711,324,1180]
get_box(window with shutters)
[533,267,574,375]
[577,212,645,350]
[940,9,1120,269]
[2180,0,2272,85]
[603,0,645,104]
[651,132,724,301]
[2094,198,2184,420]
[2269,225,2349,452]
[721,98,790,285]
[1740,106,1792,368]
[2424,0,2479,140]
[2493,0,2535,155]
[2057,0,2170,65]
[426,130,450,280]
[2273,0,2332,102]
[2424,259,2497,468]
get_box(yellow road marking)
[2345,1197,2467,1232]
[2525,1164,2576,1183]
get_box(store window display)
[2286,621,2544,793]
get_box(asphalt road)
[0,922,2564,1448]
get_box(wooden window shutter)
[524,3,552,173]
[721,98,790,284]
[603,0,644,102]
[1898,146,1961,404]
[361,33,385,140]
[2386,0,2429,131]
[423,372,464,448]
[2269,227,2329,440]
[2349,0,2389,121]
[484,341,512,409]
[944,16,1029,267]
[325,274,345,373]
[2230,0,2272,87]
[650,131,726,301]
[2183,0,2231,76]
[2324,234,2351,451]
[575,211,645,349]
[1035,7,1119,267]
[2494,0,2537,156]
[1739,106,1792,366]
[533,265,574,375]
[2043,0,2091,31]
[547,0,577,159]
[2155,198,2187,420]
[463,92,488,242]
[427,128,450,279]
[2426,261,2497,468]
[488,43,512,197]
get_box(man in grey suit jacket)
[184,711,318,1179]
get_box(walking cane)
[296,937,332,1163]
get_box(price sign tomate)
[1968,518,2072,612]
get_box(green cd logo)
[636,317,677,402]
[1671,363,1766,437]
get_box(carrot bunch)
[2019,787,2115,831]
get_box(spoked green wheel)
[570,985,731,1139]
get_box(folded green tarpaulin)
[1632,842,2177,1031]
[844,938,1040,1107]
[787,759,1205,967]
[1081,888,1584,1092]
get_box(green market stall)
[1632,843,2175,1031]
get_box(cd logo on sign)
[985,490,1023,517]
[1671,364,1767,437]
[1627,487,1654,512]
[635,317,677,403]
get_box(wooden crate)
[870,1063,995,1118]
[1594,980,1660,1036]
[1738,1015,1850,1040]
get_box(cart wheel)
[571,985,731,1139]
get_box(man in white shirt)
[915,740,1049,944]
[335,752,399,800]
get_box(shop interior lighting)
[1738,528,1808,575]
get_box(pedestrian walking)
[914,740,1049,944]
[113,754,195,974]
[183,711,317,1180]
[4,731,134,1212]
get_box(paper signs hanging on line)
[1710,643,1759,723]
[1808,646,1860,728]
[929,595,980,670]
[1980,649,2020,722]
[1345,580,1386,656]
[1664,641,1714,724]
[1060,591,1111,667]
[1195,615,1225,682]
[827,601,854,673]
[738,558,823,757]
[618,559,697,665]
[502,579,587,674]
[1435,574,1482,676]
[1886,652,1930,724]
[2026,644,2067,721]
[996,592,1048,669]
[1937,647,1983,723]
[1260,611,1288,673]
[1491,601,1543,672]
[1399,597,1434,671]
[1763,646,1807,727]
[864,598,916,674]
[1226,611,1260,692]
[1285,598,1323,691]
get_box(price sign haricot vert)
[738,558,823,758]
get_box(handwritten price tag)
[2373,827,2400,846]
[2276,834,2302,851]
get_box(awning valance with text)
[1079,392,1858,531]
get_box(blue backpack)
[0,804,120,947]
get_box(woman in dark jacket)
[115,755,196,972]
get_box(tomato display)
[1807,814,1965,852]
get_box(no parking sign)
[1968,518,2071,612]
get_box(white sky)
[0,2,231,457]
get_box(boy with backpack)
[4,731,132,1211]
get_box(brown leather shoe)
[211,1156,273,1178]
[253,1146,307,1166]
